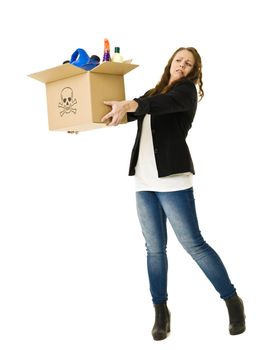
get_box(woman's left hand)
[101,101,127,126]
[101,100,138,126]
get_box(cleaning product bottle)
[112,47,123,63]
[102,38,111,62]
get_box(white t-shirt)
[135,114,193,192]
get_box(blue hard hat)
[70,48,100,71]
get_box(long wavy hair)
[147,47,204,101]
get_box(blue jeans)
[136,188,236,304]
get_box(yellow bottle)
[112,47,123,63]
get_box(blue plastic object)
[70,48,100,71]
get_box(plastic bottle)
[102,38,111,62]
[112,47,123,63]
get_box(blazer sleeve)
[133,80,197,116]
[127,90,151,122]
[127,112,141,122]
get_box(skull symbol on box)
[58,87,77,117]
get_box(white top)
[135,114,193,192]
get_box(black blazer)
[127,79,198,177]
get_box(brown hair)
[147,47,204,101]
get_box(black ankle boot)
[152,302,170,341]
[225,293,246,335]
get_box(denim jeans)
[136,188,236,304]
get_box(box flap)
[91,61,138,75]
[28,64,86,83]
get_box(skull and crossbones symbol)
[58,87,77,117]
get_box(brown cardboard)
[29,62,138,132]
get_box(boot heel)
[167,312,171,332]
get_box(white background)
[1,0,271,349]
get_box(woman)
[101,47,246,340]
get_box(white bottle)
[112,47,123,63]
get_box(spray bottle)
[102,38,111,62]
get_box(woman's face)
[169,49,195,84]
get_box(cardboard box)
[29,62,138,132]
